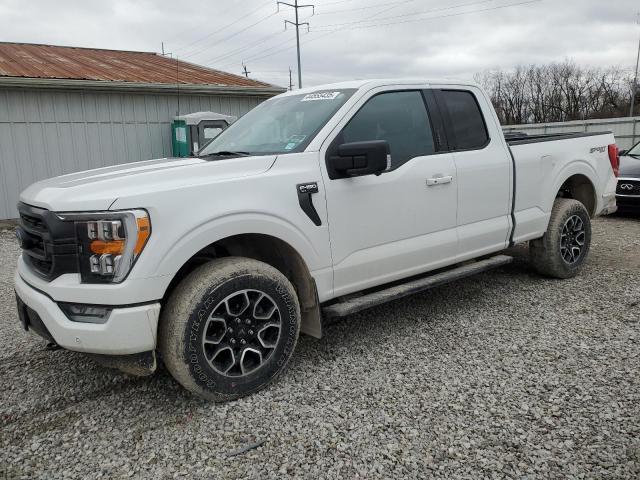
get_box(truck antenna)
[176,56,181,116]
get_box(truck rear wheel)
[529,198,592,279]
[159,257,300,401]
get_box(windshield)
[199,89,356,157]
[628,141,640,156]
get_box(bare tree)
[476,60,635,125]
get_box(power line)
[250,69,294,73]
[201,0,406,74]
[232,0,411,67]
[216,36,297,69]
[164,1,247,47]
[232,36,299,65]
[313,0,495,30]
[181,9,280,60]
[200,30,284,65]
[315,0,412,16]
[214,0,540,81]
[312,0,540,32]
[316,0,359,6]
[246,0,540,70]
[173,0,273,57]
[351,0,421,25]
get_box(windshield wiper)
[199,150,252,158]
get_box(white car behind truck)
[14,79,619,400]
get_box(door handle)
[426,175,453,186]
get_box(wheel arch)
[162,232,322,338]
[556,173,597,217]
[547,160,599,218]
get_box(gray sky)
[1,0,638,88]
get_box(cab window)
[339,91,435,169]
[438,90,489,150]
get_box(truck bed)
[504,131,612,146]
[505,130,617,246]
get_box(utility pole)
[242,63,251,78]
[289,67,294,90]
[160,42,172,58]
[278,0,314,88]
[630,13,640,117]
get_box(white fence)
[503,116,640,151]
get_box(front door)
[320,88,459,298]
[433,88,512,260]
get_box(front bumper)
[14,271,160,355]
[616,194,640,212]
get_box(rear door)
[434,88,512,260]
[320,87,459,297]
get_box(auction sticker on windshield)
[301,92,342,101]
[284,134,307,150]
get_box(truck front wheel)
[529,198,592,279]
[159,257,300,401]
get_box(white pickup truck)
[14,79,619,400]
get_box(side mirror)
[327,140,390,179]
[618,150,628,157]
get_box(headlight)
[57,210,151,283]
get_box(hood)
[619,154,640,178]
[20,156,277,212]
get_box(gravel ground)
[1,215,639,479]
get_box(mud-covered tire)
[158,257,300,401]
[529,198,592,279]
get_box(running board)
[322,255,513,319]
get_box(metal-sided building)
[0,42,285,220]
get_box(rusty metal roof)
[0,42,273,88]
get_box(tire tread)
[158,257,300,401]
[529,198,591,279]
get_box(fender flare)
[153,212,323,279]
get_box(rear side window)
[340,90,435,168]
[439,90,489,150]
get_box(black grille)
[19,212,46,232]
[17,203,78,280]
[617,179,640,196]
[29,256,54,274]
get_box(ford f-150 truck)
[14,79,619,401]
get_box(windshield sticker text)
[301,92,341,102]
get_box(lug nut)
[227,327,233,333]
[245,319,251,324]
[240,339,246,345]
[230,338,236,345]
[248,330,254,335]
[235,318,241,324]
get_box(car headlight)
[57,210,151,283]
